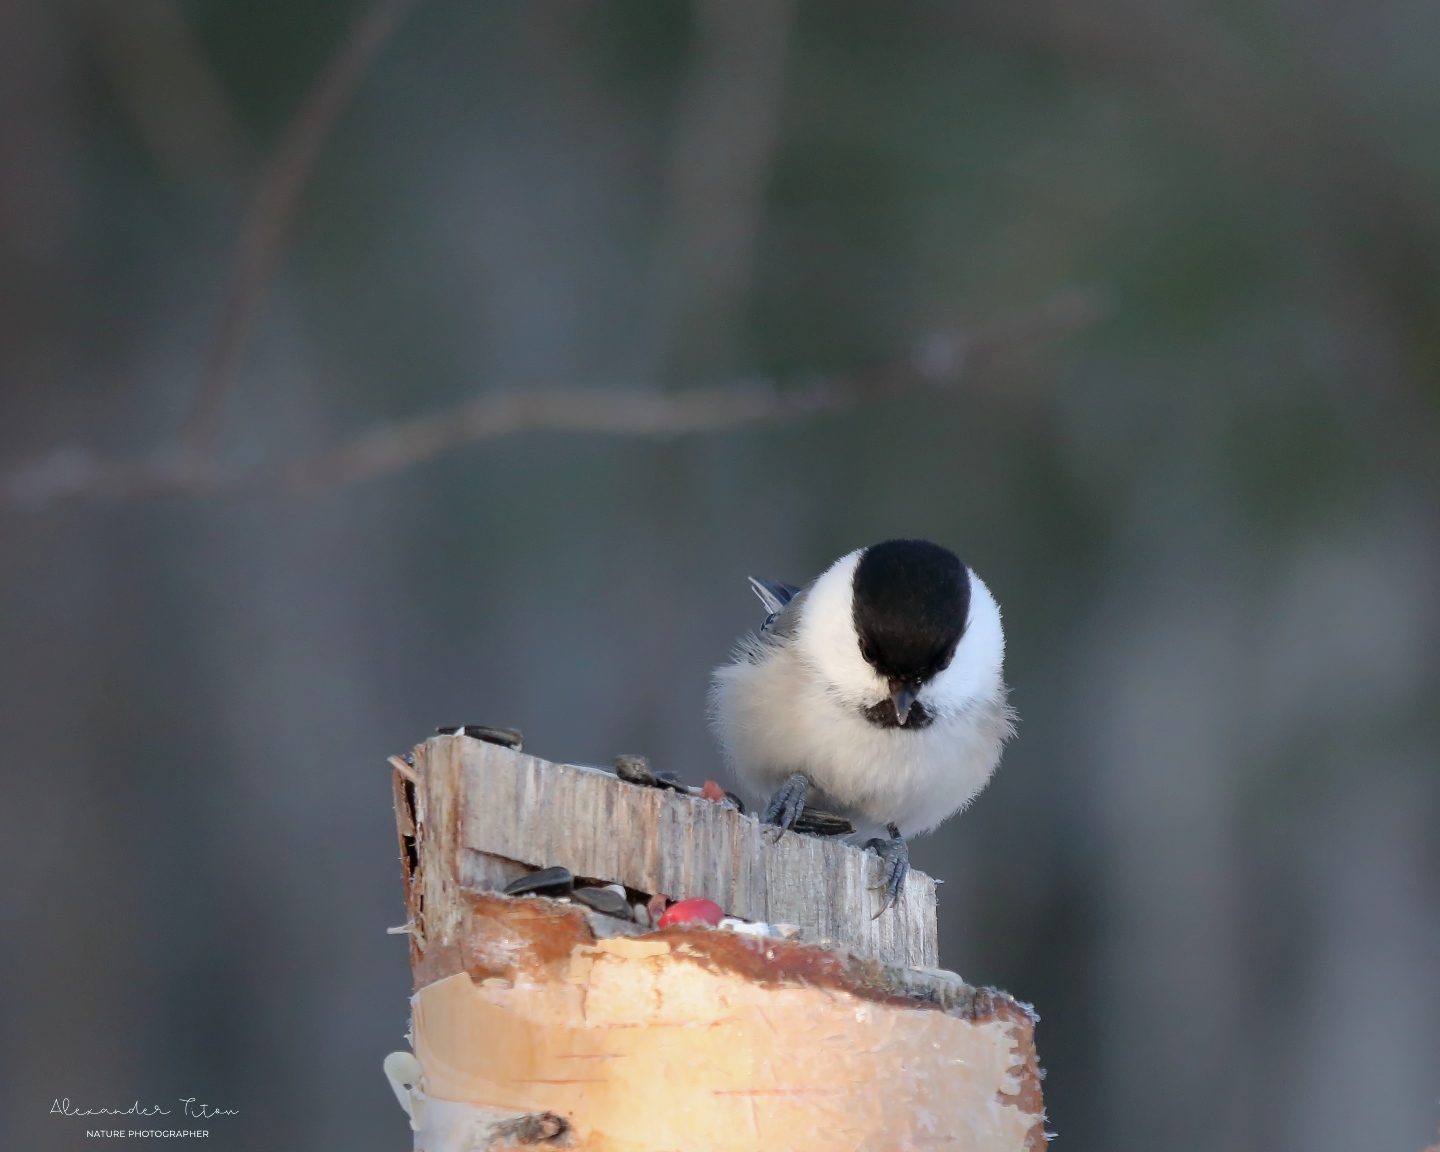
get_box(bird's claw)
[762,773,809,830]
[864,824,908,917]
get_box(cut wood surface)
[405,733,937,969]
[386,733,1046,1151]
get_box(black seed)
[572,886,632,918]
[792,808,856,837]
[502,866,574,897]
[652,770,690,792]
[434,724,524,750]
[614,756,688,792]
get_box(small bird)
[709,539,1014,912]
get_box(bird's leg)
[762,773,810,830]
[864,823,909,916]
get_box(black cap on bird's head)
[851,539,970,726]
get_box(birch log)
[386,733,1046,1151]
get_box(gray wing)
[748,577,806,638]
[748,577,800,617]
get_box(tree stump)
[384,733,1046,1151]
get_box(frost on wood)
[387,733,1046,1151]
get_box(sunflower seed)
[502,865,573,897]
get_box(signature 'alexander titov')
[51,1098,238,1119]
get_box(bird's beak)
[890,682,916,726]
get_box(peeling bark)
[387,734,1046,1151]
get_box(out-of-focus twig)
[280,289,1107,493]
[642,0,797,384]
[944,0,1285,166]
[3,0,418,510]
[179,0,421,459]
[3,449,211,507]
[81,0,250,198]
[2,289,1105,508]
[946,0,1440,400]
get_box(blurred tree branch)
[1,0,1105,510]
[27,0,1440,520]
[0,0,419,509]
[3,289,1105,506]
[81,0,250,198]
[179,0,421,459]
[942,0,1440,455]
[282,287,1104,492]
[641,0,796,384]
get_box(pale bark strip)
[390,735,1046,1148]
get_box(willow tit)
[709,539,1014,911]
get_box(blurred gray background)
[2,1,1438,1150]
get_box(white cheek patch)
[795,550,889,705]
[927,572,1006,713]
[794,554,1007,721]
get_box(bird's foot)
[864,824,908,917]
[762,774,810,830]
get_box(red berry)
[700,780,727,803]
[657,897,724,929]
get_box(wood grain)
[387,736,1047,1149]
[410,733,938,969]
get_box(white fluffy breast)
[709,555,1014,838]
